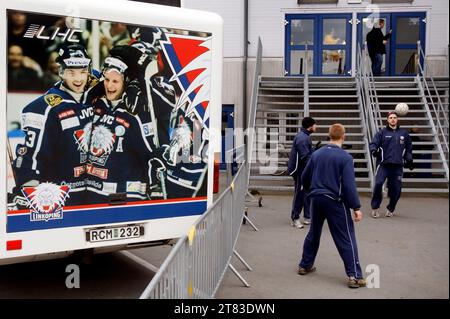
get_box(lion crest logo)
[90,124,116,157]
[22,182,70,222]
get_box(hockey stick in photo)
[143,61,168,199]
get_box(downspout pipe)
[243,0,248,130]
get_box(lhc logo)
[22,183,70,222]
[23,24,82,43]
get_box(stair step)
[258,94,303,98]
[272,132,363,137]
[403,168,446,173]
[258,101,304,105]
[309,95,358,98]
[252,158,369,164]
[413,142,437,145]
[250,176,370,182]
[248,185,447,193]
[256,116,361,121]
[413,150,441,154]
[257,109,305,113]
[309,102,359,105]
[402,178,448,183]
[316,124,361,128]
[377,95,423,98]
[252,166,369,173]
[308,110,360,113]
[392,117,428,120]
[259,87,303,91]
[401,188,449,193]
[260,84,304,88]
[378,102,423,105]
[309,88,356,91]
[412,159,446,163]
[374,88,419,91]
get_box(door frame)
[318,13,353,76]
[285,13,352,76]
[285,13,317,76]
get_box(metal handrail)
[356,43,375,187]
[363,43,383,130]
[355,55,375,188]
[357,43,379,138]
[417,42,449,127]
[416,41,449,182]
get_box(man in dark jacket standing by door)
[366,19,392,76]
[287,117,317,228]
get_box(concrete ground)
[215,193,449,299]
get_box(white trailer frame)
[0,0,223,265]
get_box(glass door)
[285,14,316,76]
[390,12,426,76]
[319,14,352,76]
[357,13,391,76]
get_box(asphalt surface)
[216,193,449,299]
[1,188,448,299]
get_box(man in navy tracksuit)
[298,124,366,289]
[370,111,413,218]
[287,117,317,228]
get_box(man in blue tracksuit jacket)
[298,124,366,288]
[287,117,317,228]
[370,111,413,218]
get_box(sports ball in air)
[395,103,409,116]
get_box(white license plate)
[87,225,143,243]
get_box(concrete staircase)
[249,76,372,192]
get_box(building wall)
[183,0,449,129]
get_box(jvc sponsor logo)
[23,24,82,43]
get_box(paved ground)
[1,176,447,299]
[215,193,449,299]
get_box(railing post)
[417,40,421,75]
[304,44,309,117]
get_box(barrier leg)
[246,190,263,207]
[228,264,250,287]
[244,214,259,231]
[233,250,252,271]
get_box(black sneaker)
[298,266,316,275]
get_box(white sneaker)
[291,219,304,229]
[371,210,380,218]
[385,210,394,217]
[303,218,311,225]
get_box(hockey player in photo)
[107,29,210,199]
[85,54,160,204]
[9,44,97,209]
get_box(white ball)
[395,103,409,116]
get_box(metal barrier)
[140,159,250,299]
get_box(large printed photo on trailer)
[7,10,211,232]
